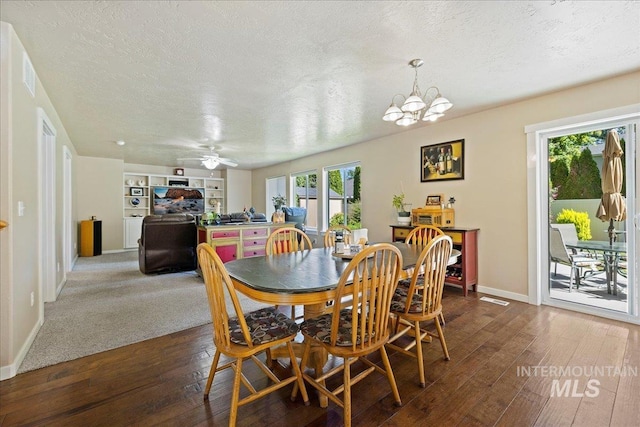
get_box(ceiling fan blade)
[219,158,238,167]
[177,157,206,161]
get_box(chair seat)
[229,307,299,345]
[300,309,368,346]
[391,285,429,313]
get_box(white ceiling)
[2,1,639,170]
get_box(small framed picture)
[174,168,184,176]
[130,187,143,196]
[425,194,443,205]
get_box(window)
[291,171,317,231]
[325,163,361,230]
[266,176,286,214]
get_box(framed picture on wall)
[420,139,465,182]
[130,187,143,196]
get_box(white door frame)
[63,145,73,275]
[526,104,639,323]
[37,108,56,306]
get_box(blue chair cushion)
[228,307,299,345]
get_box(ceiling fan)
[177,146,238,170]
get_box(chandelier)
[382,59,453,126]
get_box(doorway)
[526,105,639,322]
[38,108,57,306]
[63,146,73,275]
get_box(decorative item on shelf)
[130,187,143,196]
[272,210,285,223]
[126,179,134,186]
[130,197,141,207]
[447,196,456,209]
[382,58,453,126]
[411,195,455,227]
[272,194,286,212]
[392,192,411,225]
[173,168,184,176]
[137,179,145,186]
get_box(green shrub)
[556,149,602,200]
[556,209,592,240]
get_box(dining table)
[224,241,460,406]
[565,240,627,295]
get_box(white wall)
[1,23,79,378]
[224,169,252,213]
[76,157,125,252]
[251,71,640,300]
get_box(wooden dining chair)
[196,243,309,426]
[266,227,313,255]
[404,224,444,245]
[404,225,446,325]
[386,235,453,388]
[292,243,403,427]
[323,225,352,248]
[266,227,313,319]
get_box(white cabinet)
[123,172,225,248]
[123,173,225,219]
[124,217,144,249]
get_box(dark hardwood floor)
[1,287,639,426]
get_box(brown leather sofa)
[138,213,197,274]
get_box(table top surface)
[566,240,627,252]
[225,242,459,295]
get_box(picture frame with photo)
[130,187,143,196]
[420,139,465,182]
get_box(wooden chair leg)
[229,357,243,427]
[434,318,450,361]
[414,321,426,387]
[343,357,352,427]
[204,350,221,398]
[439,313,445,326]
[379,346,402,406]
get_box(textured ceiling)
[1,1,639,170]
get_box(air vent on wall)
[22,52,35,98]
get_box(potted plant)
[392,193,412,225]
[272,194,287,212]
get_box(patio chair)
[549,227,600,292]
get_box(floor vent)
[480,296,510,306]
[23,52,36,98]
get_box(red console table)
[390,225,479,296]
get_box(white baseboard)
[476,285,529,303]
[0,316,42,381]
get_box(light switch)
[17,201,25,217]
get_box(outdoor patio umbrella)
[596,129,626,245]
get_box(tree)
[328,170,343,195]
[549,131,603,170]
[352,166,361,201]
[557,149,602,199]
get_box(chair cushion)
[397,276,425,288]
[229,307,299,346]
[390,285,425,313]
[300,309,366,346]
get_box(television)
[152,186,205,215]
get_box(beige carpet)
[18,251,268,374]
